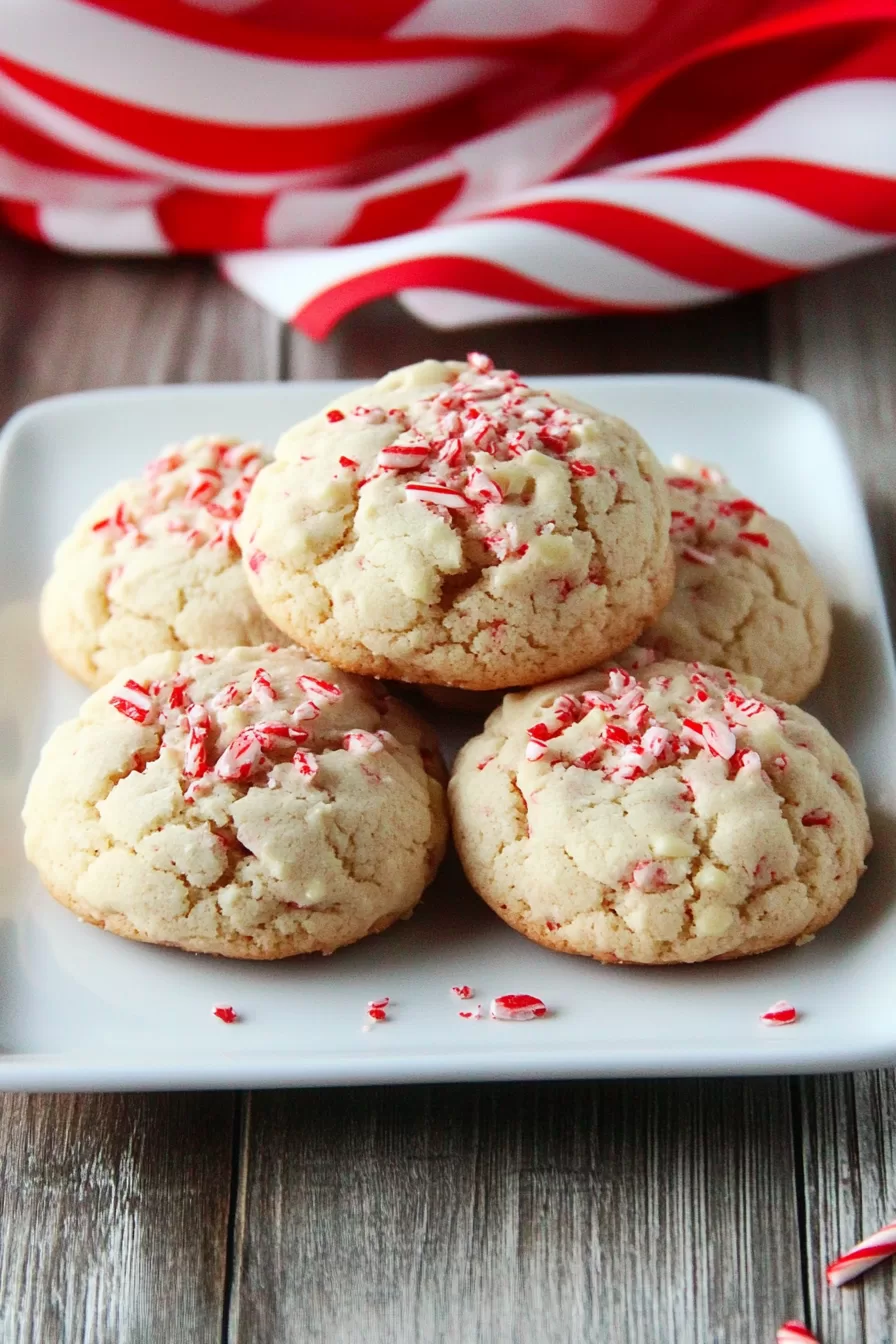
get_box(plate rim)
[3,372,895,1091]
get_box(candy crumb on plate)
[366,997,390,1023]
[490,994,548,1021]
[451,985,474,999]
[212,1005,238,1024]
[761,1000,799,1026]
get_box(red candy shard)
[569,460,597,478]
[451,985,474,1000]
[326,409,345,422]
[338,455,359,470]
[109,679,154,724]
[297,674,342,705]
[737,530,770,547]
[761,1000,798,1027]
[802,809,833,827]
[194,653,215,664]
[293,749,318,779]
[490,993,547,1021]
[251,668,277,703]
[405,481,469,508]
[213,1005,237,1024]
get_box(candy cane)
[827,1219,896,1287]
[776,1323,819,1343]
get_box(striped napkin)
[0,0,893,336]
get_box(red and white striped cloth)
[0,1,894,336]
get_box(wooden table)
[0,235,893,1344]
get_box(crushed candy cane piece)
[214,728,264,782]
[737,530,770,547]
[297,674,342,706]
[292,749,318,778]
[326,408,345,422]
[251,668,277,703]
[343,730,383,755]
[827,1219,896,1287]
[109,680,154,724]
[490,994,547,1021]
[405,481,469,508]
[761,1000,798,1026]
[802,809,832,827]
[212,1005,237,1024]
[451,985,474,1000]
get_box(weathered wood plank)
[0,1093,236,1344]
[287,291,768,381]
[0,235,278,1344]
[230,1078,802,1344]
[770,253,896,1344]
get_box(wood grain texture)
[0,1093,235,1344]
[0,234,277,1344]
[287,291,769,381]
[230,1079,802,1344]
[770,253,896,1344]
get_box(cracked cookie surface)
[239,355,673,690]
[641,458,831,702]
[23,646,448,958]
[41,435,282,688]
[449,657,869,964]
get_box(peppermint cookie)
[41,436,282,688]
[239,354,673,690]
[641,457,831,702]
[450,658,869,964]
[23,647,447,958]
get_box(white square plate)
[2,375,895,1091]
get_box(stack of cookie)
[24,355,871,966]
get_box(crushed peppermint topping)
[451,985,474,999]
[212,1005,238,1024]
[107,661,386,794]
[761,1000,798,1026]
[490,994,547,1021]
[297,675,342,706]
[520,661,784,784]
[343,730,383,755]
[91,438,263,561]
[345,356,600,572]
[802,809,833,827]
[666,464,772,562]
[367,996,389,1022]
[109,679,154,724]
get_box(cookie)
[23,646,448,959]
[238,354,673,690]
[641,457,831,702]
[41,436,282,688]
[449,658,869,964]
